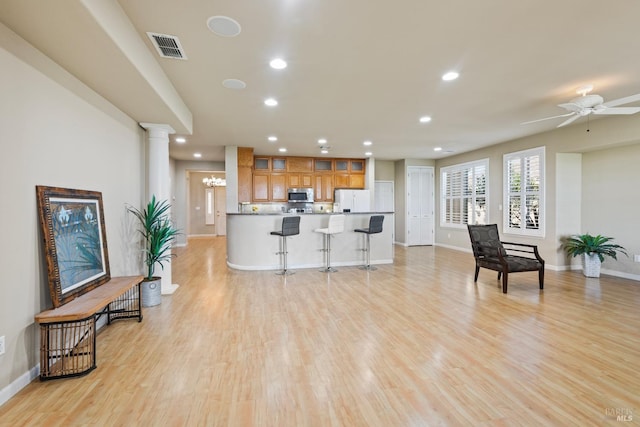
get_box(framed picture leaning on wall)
[36,186,110,307]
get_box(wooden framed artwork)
[36,186,111,307]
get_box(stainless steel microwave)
[287,188,314,203]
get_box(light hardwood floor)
[1,237,639,426]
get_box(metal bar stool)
[354,215,384,270]
[314,214,345,272]
[270,216,301,275]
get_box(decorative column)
[140,123,179,295]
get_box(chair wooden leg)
[539,267,544,289]
[474,265,480,282]
[497,271,502,280]
[502,270,508,293]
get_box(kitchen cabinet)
[314,174,334,202]
[237,147,253,203]
[288,173,313,188]
[270,174,287,201]
[254,157,270,170]
[253,173,269,201]
[248,155,365,202]
[272,158,286,171]
[334,173,365,189]
[314,159,333,172]
[287,157,313,173]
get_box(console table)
[34,276,143,380]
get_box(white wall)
[582,144,640,277]
[0,24,144,400]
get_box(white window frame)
[440,158,489,228]
[503,146,545,237]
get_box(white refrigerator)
[334,189,371,212]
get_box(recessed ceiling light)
[365,152,373,156]
[222,79,246,89]
[320,149,329,154]
[207,16,241,37]
[442,71,459,81]
[194,153,202,158]
[419,116,432,123]
[278,147,287,153]
[434,147,442,152]
[363,140,372,146]
[268,136,278,142]
[264,98,278,107]
[318,138,327,144]
[175,137,186,143]
[270,58,287,69]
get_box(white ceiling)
[2,0,640,162]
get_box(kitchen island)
[227,212,394,271]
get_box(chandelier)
[202,176,226,187]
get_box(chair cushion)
[504,255,542,272]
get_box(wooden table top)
[35,276,143,323]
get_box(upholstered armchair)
[467,224,545,293]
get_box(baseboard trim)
[0,364,39,407]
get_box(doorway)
[188,171,226,237]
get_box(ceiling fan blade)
[521,112,574,125]
[557,115,581,127]
[558,102,583,113]
[602,93,640,108]
[593,107,640,115]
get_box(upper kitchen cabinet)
[272,158,286,171]
[252,173,270,202]
[314,159,333,172]
[288,173,313,188]
[254,157,271,171]
[334,173,365,189]
[287,157,313,173]
[335,159,365,174]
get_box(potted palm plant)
[128,195,179,306]
[562,233,627,278]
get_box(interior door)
[215,187,227,236]
[407,166,434,246]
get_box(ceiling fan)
[522,86,640,127]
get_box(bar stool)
[314,214,346,272]
[270,216,301,275]
[355,215,384,270]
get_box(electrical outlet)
[0,336,5,355]
[634,254,640,263]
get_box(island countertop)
[226,212,394,271]
[227,211,394,215]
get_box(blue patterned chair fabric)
[467,224,545,293]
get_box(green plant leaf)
[127,195,180,280]
[561,233,627,263]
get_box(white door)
[215,187,227,236]
[407,166,434,246]
[374,181,394,212]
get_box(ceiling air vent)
[147,32,187,60]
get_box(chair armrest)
[501,241,544,263]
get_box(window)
[441,159,488,228]
[503,146,545,236]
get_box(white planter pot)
[582,253,601,278]
[141,277,162,307]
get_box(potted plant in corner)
[128,195,180,306]
[562,233,627,278]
